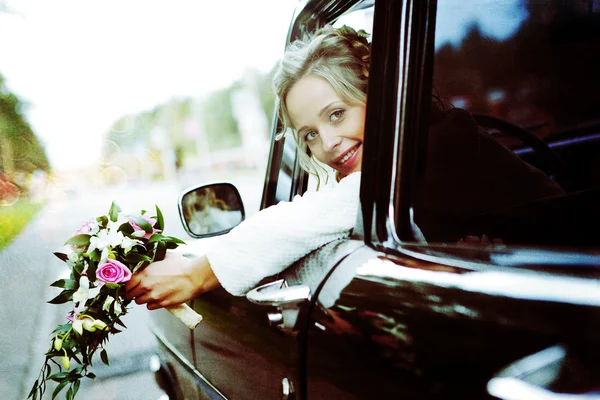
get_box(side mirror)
[178,183,245,238]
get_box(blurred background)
[0,0,296,399]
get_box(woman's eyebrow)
[318,101,341,117]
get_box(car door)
[303,0,600,398]
[181,132,306,400]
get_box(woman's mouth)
[334,143,362,166]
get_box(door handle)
[246,279,311,306]
[246,279,311,331]
[487,344,600,400]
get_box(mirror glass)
[179,183,245,238]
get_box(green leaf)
[166,242,179,249]
[108,201,121,222]
[87,261,98,282]
[96,215,108,226]
[147,233,166,243]
[53,252,68,262]
[130,216,153,233]
[50,279,76,290]
[100,349,109,366]
[124,253,152,264]
[47,372,69,381]
[115,318,127,329]
[66,386,73,400]
[86,372,96,380]
[155,205,164,231]
[52,380,69,400]
[118,222,134,235]
[89,249,101,262]
[27,381,38,399]
[166,236,186,245]
[72,380,81,397]
[72,263,83,283]
[154,241,167,262]
[48,290,73,304]
[52,323,72,335]
[65,234,91,246]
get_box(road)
[0,172,264,400]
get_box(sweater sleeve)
[206,172,361,296]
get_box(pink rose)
[129,215,161,239]
[96,259,132,284]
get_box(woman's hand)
[125,252,220,310]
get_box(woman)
[125,25,371,308]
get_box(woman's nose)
[320,130,341,153]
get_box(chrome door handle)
[246,279,311,331]
[246,279,311,306]
[487,344,600,400]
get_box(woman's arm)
[126,171,361,308]
[207,172,361,295]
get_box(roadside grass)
[0,200,43,251]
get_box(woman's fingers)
[124,272,143,296]
[124,275,146,300]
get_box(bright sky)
[0,0,298,171]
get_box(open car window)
[300,4,375,193]
[403,0,600,252]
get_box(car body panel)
[306,245,600,399]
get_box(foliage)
[0,74,50,176]
[28,202,185,400]
[0,199,42,251]
[256,65,278,132]
[202,86,241,150]
[102,65,278,169]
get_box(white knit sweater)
[206,172,361,296]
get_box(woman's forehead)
[287,76,342,125]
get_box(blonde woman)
[125,25,370,308]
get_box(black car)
[150,0,600,399]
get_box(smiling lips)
[335,143,362,166]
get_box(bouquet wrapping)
[28,202,201,400]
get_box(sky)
[0,0,298,171]
[435,0,526,49]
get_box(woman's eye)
[330,109,345,122]
[304,131,318,142]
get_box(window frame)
[358,0,437,247]
[262,0,376,208]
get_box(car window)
[403,0,600,250]
[333,4,374,34]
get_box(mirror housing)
[178,183,245,238]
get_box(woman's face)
[286,75,365,177]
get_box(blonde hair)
[273,25,371,182]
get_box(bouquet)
[28,202,202,400]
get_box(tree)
[0,74,50,176]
